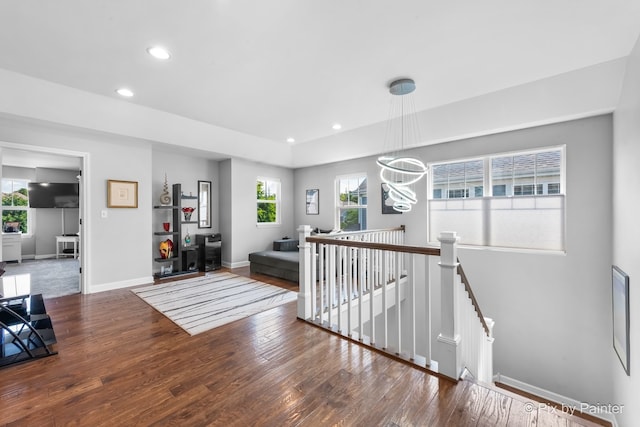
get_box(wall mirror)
[198,180,212,228]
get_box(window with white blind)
[428,147,565,251]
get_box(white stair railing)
[298,225,494,383]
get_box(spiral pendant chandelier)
[377,78,427,212]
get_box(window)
[429,147,565,251]
[491,150,562,196]
[256,177,280,225]
[2,179,30,234]
[432,159,484,199]
[336,174,367,231]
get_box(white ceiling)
[1,1,640,165]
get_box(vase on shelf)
[159,174,171,205]
[162,222,170,232]
[185,231,191,245]
[182,207,195,222]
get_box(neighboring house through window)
[428,147,565,251]
[2,178,30,234]
[256,177,280,226]
[336,174,367,231]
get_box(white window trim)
[256,176,281,227]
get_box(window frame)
[427,146,566,252]
[431,157,486,200]
[335,173,367,231]
[2,178,32,236]
[256,176,281,227]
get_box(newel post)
[297,225,313,320]
[435,231,462,380]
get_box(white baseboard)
[224,260,250,269]
[494,374,618,426]
[88,276,154,294]
[34,254,57,260]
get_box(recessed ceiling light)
[116,88,134,97]
[332,123,342,130]
[286,137,295,144]
[147,46,171,60]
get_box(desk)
[56,235,79,259]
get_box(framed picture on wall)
[107,180,138,208]
[612,265,630,375]
[306,189,319,215]
[381,184,401,214]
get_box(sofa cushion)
[273,239,299,251]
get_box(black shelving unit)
[153,183,198,280]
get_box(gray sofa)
[248,239,300,283]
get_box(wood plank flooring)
[0,267,608,426]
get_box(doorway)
[1,143,87,298]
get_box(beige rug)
[132,272,297,335]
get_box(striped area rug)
[132,272,297,335]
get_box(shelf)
[153,205,179,209]
[154,256,180,263]
[154,232,179,236]
[154,270,199,281]
[181,221,198,225]
[181,195,198,200]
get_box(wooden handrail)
[306,236,441,257]
[318,225,405,237]
[456,260,490,337]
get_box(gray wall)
[219,157,295,267]
[219,159,232,267]
[0,117,153,291]
[34,167,80,257]
[2,165,80,258]
[293,115,613,408]
[151,150,220,274]
[612,33,640,427]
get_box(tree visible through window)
[336,174,367,231]
[256,177,280,224]
[2,179,29,233]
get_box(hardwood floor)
[1,267,608,426]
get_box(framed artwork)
[107,180,138,208]
[306,189,319,215]
[381,184,401,214]
[612,265,630,375]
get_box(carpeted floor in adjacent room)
[2,258,80,299]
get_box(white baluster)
[382,251,388,349]
[311,242,317,319]
[297,225,313,320]
[395,251,402,355]
[319,244,325,325]
[408,254,416,361]
[424,255,432,366]
[370,249,376,345]
[358,247,364,341]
